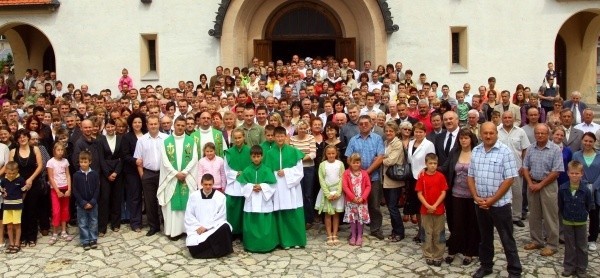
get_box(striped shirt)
[468,141,519,207]
[523,141,564,181]
[290,134,316,167]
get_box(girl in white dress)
[315,145,345,246]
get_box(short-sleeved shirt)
[415,171,448,215]
[46,157,70,188]
[345,132,385,181]
[468,141,519,207]
[497,126,530,168]
[523,141,564,181]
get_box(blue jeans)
[475,204,522,276]
[301,166,315,224]
[383,187,405,237]
[77,206,98,245]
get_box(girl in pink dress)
[342,153,371,246]
[197,143,226,192]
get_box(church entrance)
[254,1,355,63]
[271,39,335,62]
[554,10,600,103]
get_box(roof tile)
[0,0,53,6]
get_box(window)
[141,34,158,81]
[450,26,468,73]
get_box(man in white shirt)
[497,111,530,227]
[574,108,600,134]
[360,92,383,116]
[367,72,383,92]
[134,115,168,236]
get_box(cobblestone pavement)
[1,211,599,277]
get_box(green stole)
[164,135,195,211]
[224,145,252,171]
[191,128,224,158]
[265,144,304,171]
[236,163,277,185]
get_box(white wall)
[386,0,597,97]
[0,0,221,94]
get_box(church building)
[0,0,599,102]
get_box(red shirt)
[416,114,433,134]
[415,171,448,215]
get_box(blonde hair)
[348,153,362,164]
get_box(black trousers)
[141,169,160,231]
[38,181,51,232]
[124,172,143,230]
[447,196,480,257]
[188,225,233,259]
[99,175,124,233]
[22,181,43,242]
[588,208,599,242]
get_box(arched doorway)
[253,1,355,63]
[217,0,393,68]
[0,23,56,76]
[555,10,600,104]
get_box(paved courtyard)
[1,211,599,277]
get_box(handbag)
[385,148,411,181]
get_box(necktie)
[444,133,453,155]
[573,104,581,124]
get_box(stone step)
[591,103,600,123]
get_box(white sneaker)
[588,242,597,251]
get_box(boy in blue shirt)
[1,161,26,253]
[72,151,100,251]
[558,161,594,277]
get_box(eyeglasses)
[358,122,370,126]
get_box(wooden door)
[336,38,356,62]
[254,40,272,64]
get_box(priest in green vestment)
[238,145,278,253]
[224,129,252,236]
[190,111,227,158]
[158,117,199,238]
[265,127,307,248]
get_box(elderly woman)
[406,122,435,243]
[442,128,480,265]
[290,119,317,228]
[382,121,406,242]
[572,132,600,251]
[9,129,44,247]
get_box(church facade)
[0,0,599,102]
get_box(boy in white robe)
[185,174,233,259]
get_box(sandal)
[12,246,21,253]
[28,241,36,247]
[20,241,27,248]
[60,232,74,242]
[49,234,59,245]
[326,236,334,246]
[5,245,14,253]
[332,236,340,245]
[402,215,410,222]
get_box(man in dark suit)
[426,113,444,142]
[394,102,418,127]
[560,109,583,152]
[433,111,460,236]
[562,91,587,125]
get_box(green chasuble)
[224,145,252,171]
[264,144,305,170]
[237,163,277,185]
[190,128,225,158]
[164,135,195,211]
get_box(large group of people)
[0,57,597,277]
